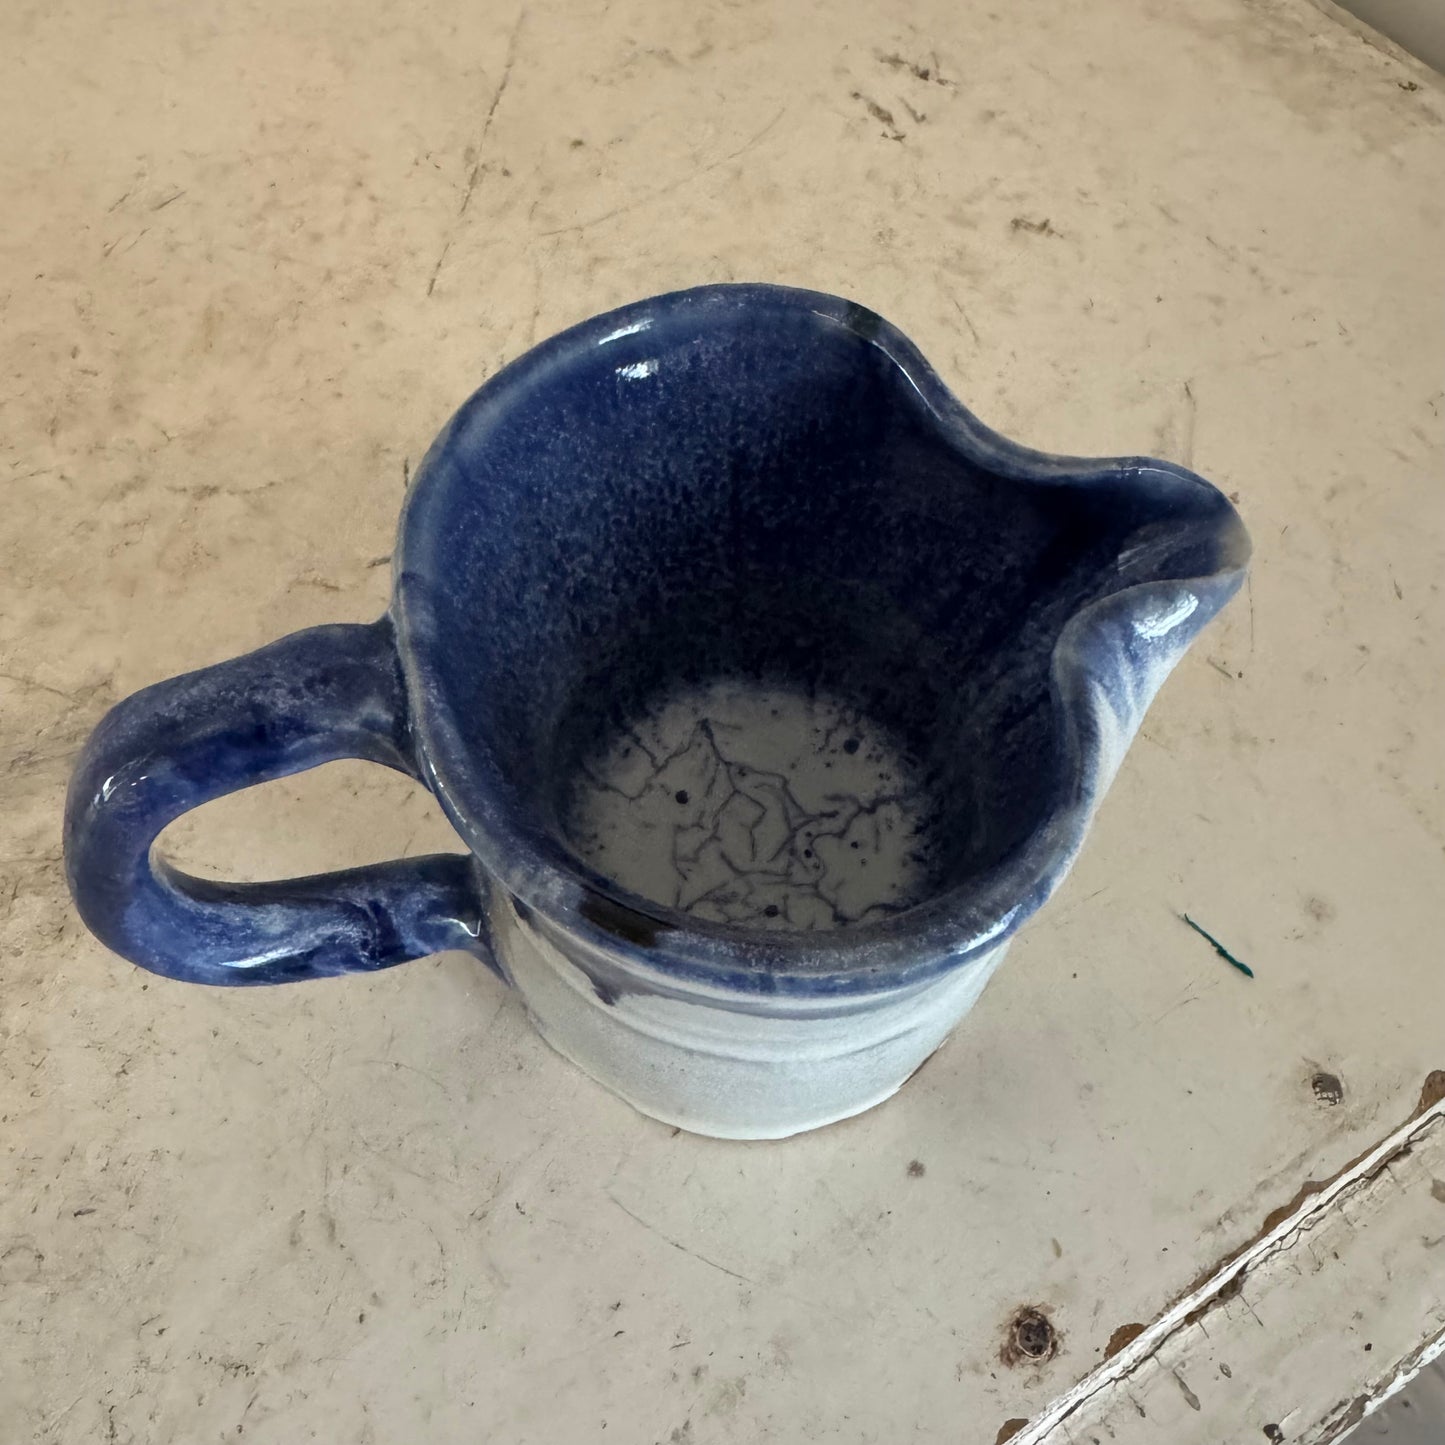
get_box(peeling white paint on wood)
[1020,1097,1445,1443]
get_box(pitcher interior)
[413,298,1170,933]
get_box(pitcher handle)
[63,617,489,985]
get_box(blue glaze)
[65,284,1249,996]
[64,621,489,984]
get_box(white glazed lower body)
[490,896,1008,1140]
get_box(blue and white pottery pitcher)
[65,285,1250,1138]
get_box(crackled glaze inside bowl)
[564,680,936,931]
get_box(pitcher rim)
[393,283,1249,998]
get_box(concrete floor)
[3,0,1443,1441]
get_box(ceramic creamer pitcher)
[65,285,1250,1138]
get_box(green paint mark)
[1181,913,1254,978]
